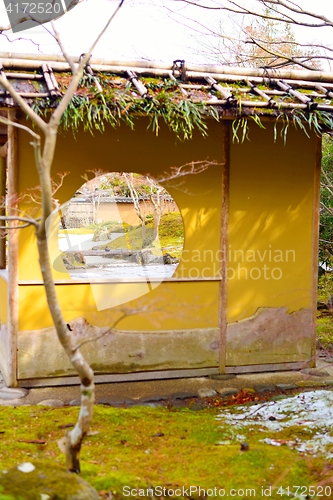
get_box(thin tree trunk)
[36,131,95,473]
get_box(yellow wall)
[16,118,318,337]
[18,281,219,331]
[0,275,8,324]
[228,122,317,322]
[17,119,224,331]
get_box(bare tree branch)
[173,0,333,27]
[0,215,39,228]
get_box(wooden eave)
[1,53,333,119]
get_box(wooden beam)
[18,277,222,285]
[311,135,322,367]
[219,121,230,374]
[7,110,19,387]
[225,360,310,374]
[17,367,220,388]
[0,155,6,269]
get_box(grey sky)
[0,0,332,68]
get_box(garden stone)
[0,398,25,406]
[296,380,323,387]
[275,383,298,391]
[37,399,64,407]
[198,388,217,398]
[216,387,239,397]
[300,368,330,377]
[0,387,28,400]
[0,461,99,499]
[69,399,81,406]
[92,228,109,241]
[171,392,197,400]
[62,252,85,268]
[139,395,169,403]
[137,402,162,408]
[96,397,135,406]
[254,385,276,393]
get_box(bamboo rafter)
[126,70,148,98]
[1,52,333,124]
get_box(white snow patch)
[217,390,333,457]
[17,462,35,473]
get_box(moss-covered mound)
[93,212,184,258]
[0,461,99,500]
[91,221,135,242]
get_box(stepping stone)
[275,383,298,391]
[0,398,25,406]
[198,388,217,398]
[216,387,239,397]
[139,395,169,403]
[171,392,197,400]
[296,380,323,388]
[300,368,330,377]
[0,387,28,400]
[137,402,162,408]
[37,399,64,407]
[96,397,135,406]
[254,385,276,393]
[69,399,81,406]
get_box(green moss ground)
[317,273,333,348]
[96,212,184,258]
[0,404,330,499]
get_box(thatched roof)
[2,52,333,138]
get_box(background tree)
[319,134,333,265]
[122,172,149,241]
[121,173,168,245]
[170,0,332,70]
[193,7,320,68]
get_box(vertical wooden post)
[7,110,19,386]
[219,121,230,373]
[311,134,321,367]
[0,153,6,269]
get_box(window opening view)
[57,172,184,280]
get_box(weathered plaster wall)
[0,275,9,381]
[17,316,219,379]
[226,307,313,366]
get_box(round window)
[56,172,184,281]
